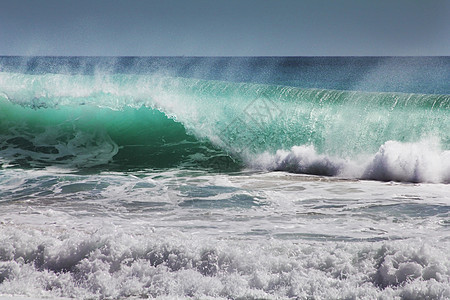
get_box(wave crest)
[1,71,449,181]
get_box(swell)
[0,71,449,182]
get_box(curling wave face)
[0,71,449,182]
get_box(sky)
[0,0,449,56]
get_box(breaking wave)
[0,71,448,182]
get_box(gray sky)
[0,0,449,56]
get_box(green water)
[0,72,449,171]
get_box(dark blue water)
[1,56,449,94]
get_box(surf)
[0,71,448,182]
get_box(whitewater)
[0,57,449,299]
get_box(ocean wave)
[0,71,448,181]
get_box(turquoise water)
[1,71,448,181]
[0,57,449,299]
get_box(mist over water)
[0,57,449,299]
[1,56,449,94]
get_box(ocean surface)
[0,56,449,299]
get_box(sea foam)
[250,139,450,183]
[0,223,449,299]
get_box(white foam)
[0,167,448,299]
[0,223,448,299]
[250,139,450,183]
[363,140,450,183]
